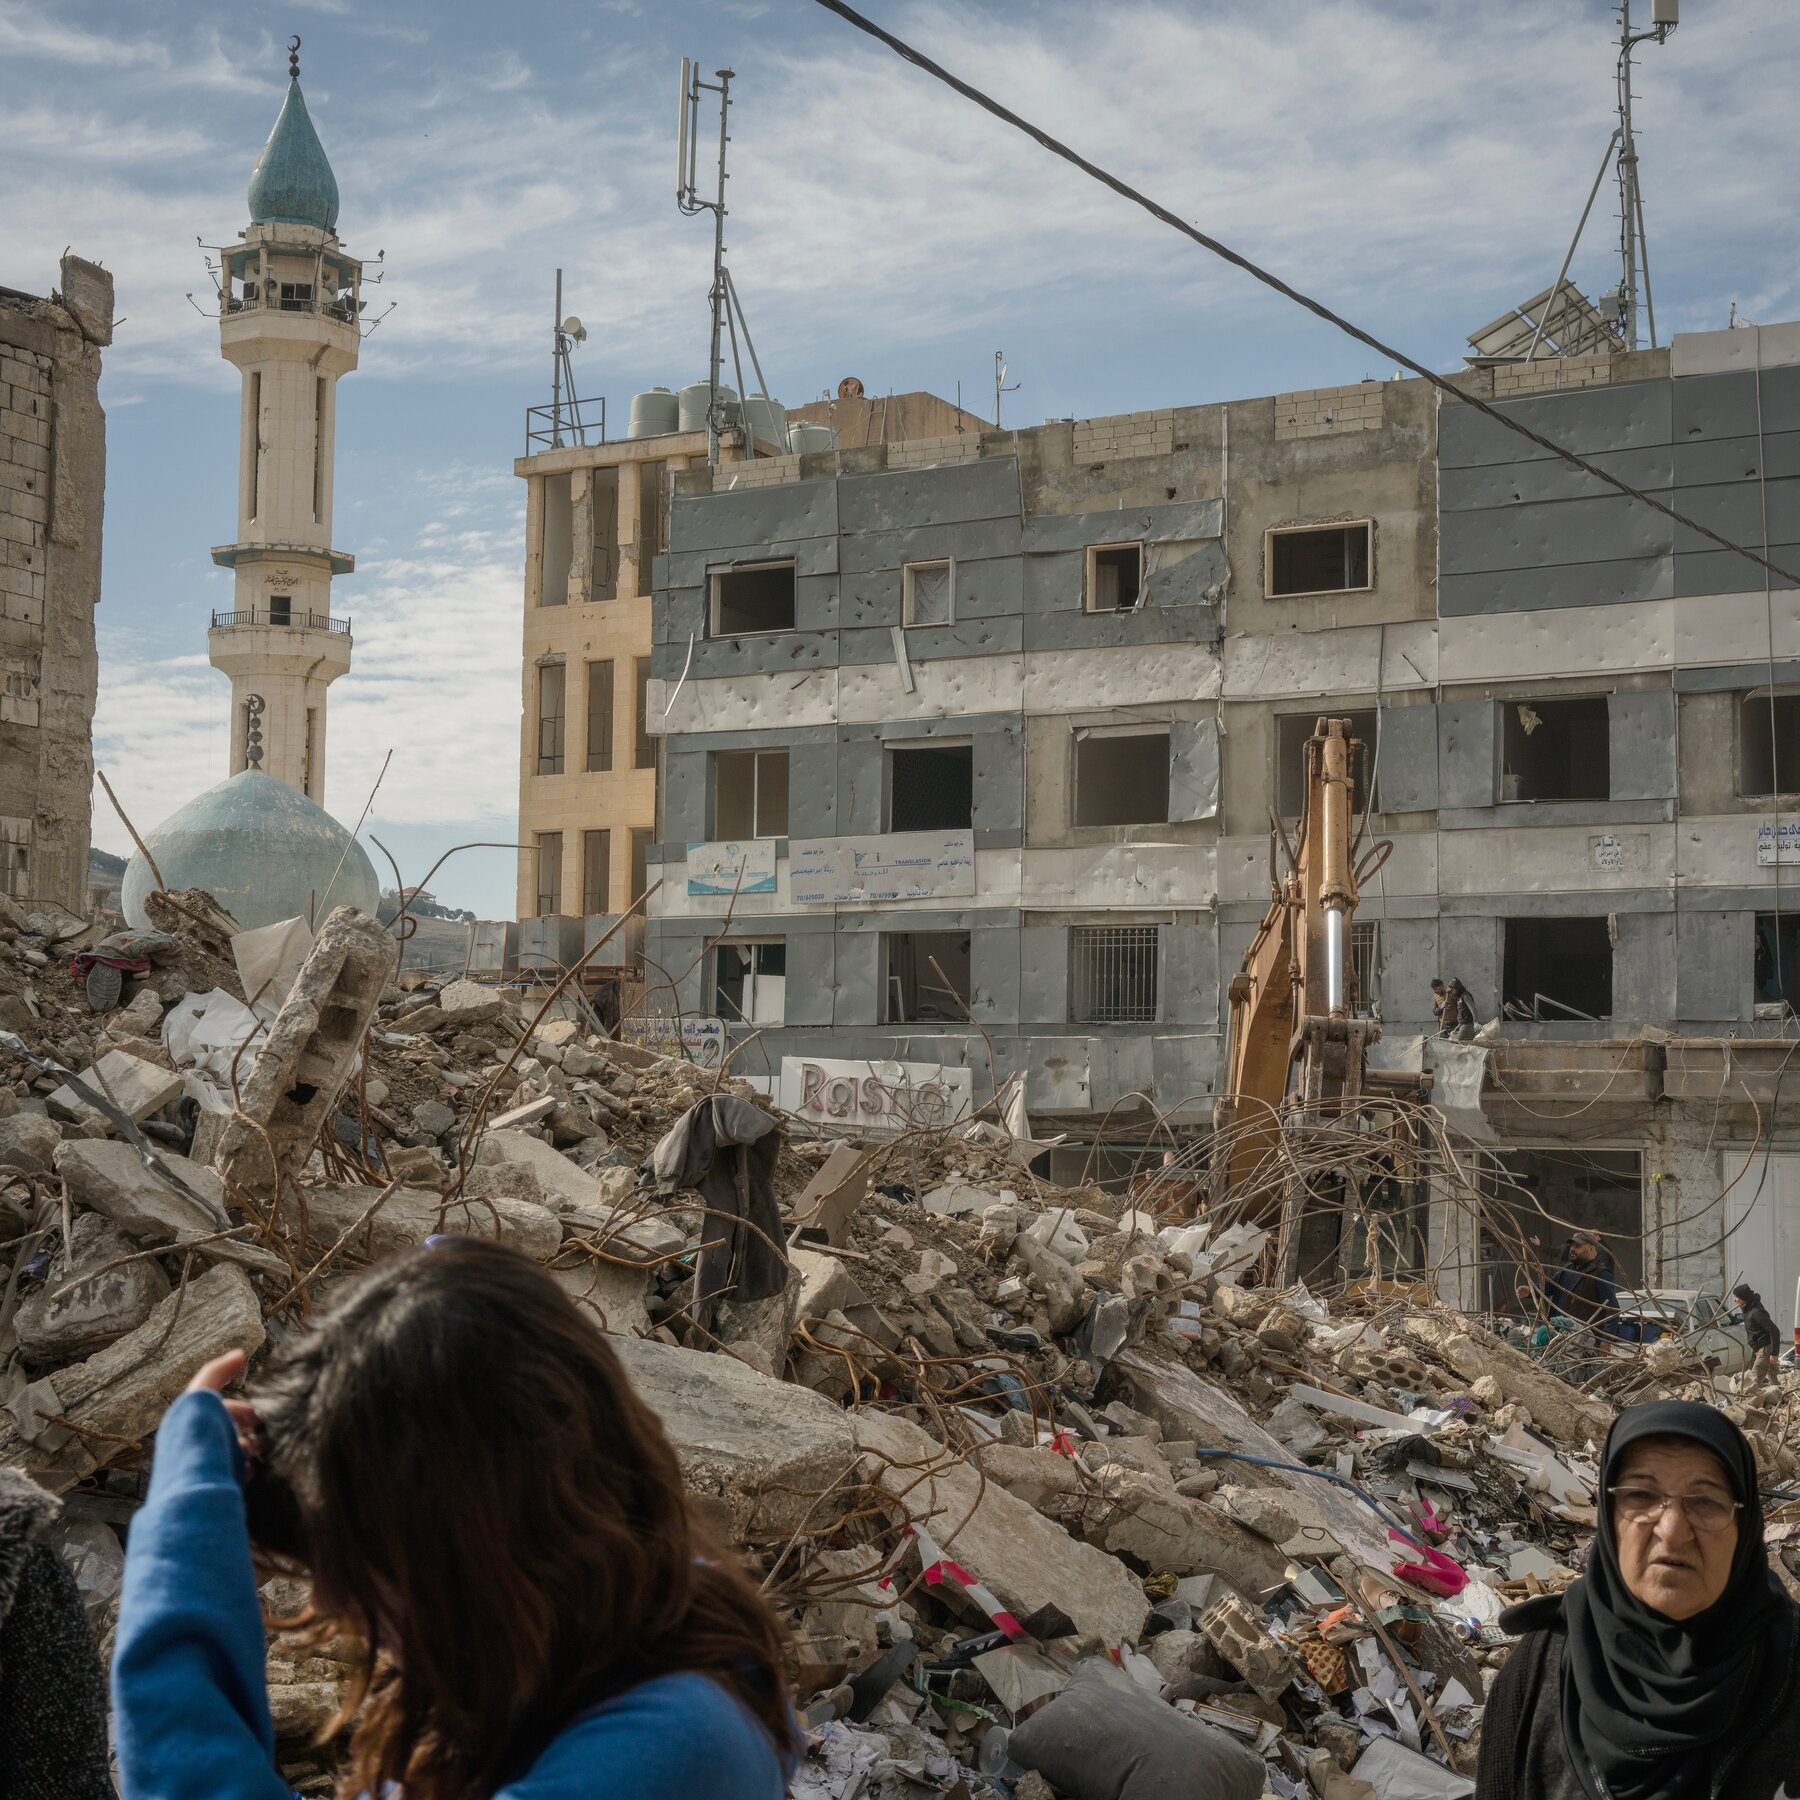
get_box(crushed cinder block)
[1201,1590,1297,1704]
[214,906,396,1205]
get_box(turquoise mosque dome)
[122,771,379,933]
[247,78,340,233]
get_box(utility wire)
[813,0,1800,592]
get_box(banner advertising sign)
[619,1013,727,1068]
[789,831,975,905]
[686,839,778,896]
[778,1056,973,1135]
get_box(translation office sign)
[686,839,778,896]
[1759,821,1800,865]
[789,831,975,905]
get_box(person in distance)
[111,1237,799,1800]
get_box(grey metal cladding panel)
[1437,381,1672,470]
[1667,477,1783,553]
[1608,689,1677,801]
[1437,915,1503,1021]
[970,921,1020,1024]
[1023,551,1082,615]
[841,711,1017,743]
[837,618,1023,667]
[1169,718,1220,821]
[1019,926,1069,1025]
[689,631,837,680]
[1375,917,1438,1020]
[951,555,1028,622]
[1441,888,1667,918]
[660,585,707,645]
[838,519,1024,574]
[1671,370,1761,443]
[838,736,886,836]
[837,457,1022,532]
[787,745,840,839]
[1673,431,1800,488]
[1440,799,1672,831]
[1021,498,1222,553]
[1675,540,1800,599]
[1217,920,1258,1029]
[1612,911,1676,1024]
[1154,1033,1219,1110]
[667,723,837,754]
[1094,1033,1156,1109]
[1375,704,1438,812]
[1023,604,1221,652]
[1438,554,1673,616]
[783,927,837,1027]
[1439,445,1674,513]
[795,574,840,633]
[1439,493,1673,577]
[973,721,1025,835]
[670,478,838,555]
[1675,910,1751,1023]
[1140,541,1229,607]
[646,928,709,1014]
[1438,700,1495,809]
[1675,659,1800,694]
[666,550,712,591]
[833,927,881,1027]
[1162,922,1219,1026]
[663,748,709,844]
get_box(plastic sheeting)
[162,988,266,1090]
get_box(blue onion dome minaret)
[247,38,340,232]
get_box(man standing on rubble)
[1546,1231,1623,1341]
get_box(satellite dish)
[561,316,587,342]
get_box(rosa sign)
[778,1056,973,1136]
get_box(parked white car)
[1611,1289,1753,1375]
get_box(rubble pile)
[7,889,1798,1798]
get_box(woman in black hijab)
[1477,1400,1800,1800]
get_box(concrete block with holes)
[213,904,397,1205]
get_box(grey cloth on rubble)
[1007,1656,1265,1800]
[643,1094,789,1312]
[0,1467,113,1800]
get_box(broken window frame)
[902,559,955,628]
[1264,520,1374,598]
[886,741,975,834]
[1084,542,1145,613]
[714,938,787,1026]
[708,559,798,637]
[1499,693,1610,803]
[536,663,566,776]
[882,931,972,1025]
[582,829,611,916]
[1754,912,1800,1018]
[1738,687,1800,800]
[589,466,620,602]
[1501,915,1614,1022]
[535,832,563,916]
[713,748,790,840]
[1070,924,1161,1024]
[539,472,573,607]
[1073,725,1172,827]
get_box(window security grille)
[1071,925,1159,1023]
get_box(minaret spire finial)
[288,35,301,81]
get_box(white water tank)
[626,388,679,439]
[743,394,787,451]
[787,421,838,456]
[677,381,738,434]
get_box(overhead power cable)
[813,0,1800,592]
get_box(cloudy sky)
[6,0,1798,917]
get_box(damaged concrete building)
[628,322,1800,1333]
[0,255,113,914]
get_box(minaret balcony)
[211,606,350,634]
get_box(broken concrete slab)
[214,907,396,1205]
[855,1408,1148,1647]
[474,1128,599,1211]
[490,1094,557,1132]
[792,1246,861,1324]
[0,1113,62,1171]
[552,1260,652,1338]
[1403,1313,1613,1445]
[436,980,507,1026]
[790,1143,871,1246]
[293,1184,561,1262]
[1098,1469,1291,1595]
[610,1333,858,1537]
[50,1048,183,1125]
[1011,1233,1089,1333]
[5,1261,265,1492]
[14,1214,170,1361]
[971,1442,1085,1516]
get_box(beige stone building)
[0,253,113,914]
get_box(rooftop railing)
[211,608,351,634]
[525,396,607,455]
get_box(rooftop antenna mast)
[677,57,735,468]
[1614,0,1679,352]
[549,268,589,449]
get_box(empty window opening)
[1740,691,1800,797]
[268,585,292,627]
[540,473,572,607]
[1480,1149,1644,1311]
[1075,730,1170,826]
[582,829,611,916]
[590,467,619,601]
[889,743,973,832]
[586,660,614,773]
[1500,695,1609,802]
[1086,543,1143,612]
[535,832,563,916]
[248,372,261,523]
[636,460,666,570]
[1503,916,1612,1021]
[536,663,565,775]
[710,561,796,635]
[1755,913,1800,1016]
[1267,522,1371,597]
[311,377,324,523]
[884,932,970,1024]
[716,940,787,1025]
[1071,925,1159,1023]
[903,560,954,627]
[634,657,655,770]
[714,749,789,839]
[1277,711,1375,819]
[629,827,651,910]
[278,281,314,311]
